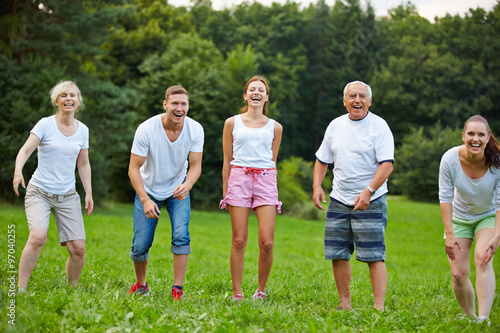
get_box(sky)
[169,0,498,22]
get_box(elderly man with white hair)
[312,80,394,311]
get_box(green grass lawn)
[0,198,499,332]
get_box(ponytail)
[485,133,500,169]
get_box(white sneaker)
[229,293,244,302]
[476,316,491,326]
[252,289,267,300]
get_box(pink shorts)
[220,166,282,213]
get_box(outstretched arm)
[483,210,500,264]
[312,160,329,210]
[172,151,203,200]
[271,122,283,164]
[222,118,234,198]
[129,153,160,219]
[441,202,462,261]
[13,133,40,196]
[77,149,93,216]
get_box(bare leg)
[255,205,276,293]
[133,260,148,286]
[474,228,495,319]
[367,261,387,311]
[66,240,85,286]
[18,226,48,290]
[332,259,352,309]
[448,238,475,316]
[228,205,250,295]
[173,254,189,286]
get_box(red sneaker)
[128,282,149,296]
[171,286,184,300]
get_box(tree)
[436,5,500,131]
[391,125,462,202]
[102,0,194,86]
[2,0,500,207]
[277,156,331,220]
[0,0,138,203]
[370,4,482,140]
[190,0,236,55]
[0,55,65,201]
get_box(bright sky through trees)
[170,0,498,22]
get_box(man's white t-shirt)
[315,112,394,205]
[29,115,89,194]
[131,115,204,201]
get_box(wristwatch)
[367,186,376,196]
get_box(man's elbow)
[193,164,202,177]
[128,167,136,180]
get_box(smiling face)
[462,120,490,156]
[55,86,80,114]
[343,83,372,120]
[163,93,189,125]
[244,80,269,110]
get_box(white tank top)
[230,114,276,169]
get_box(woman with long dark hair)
[439,115,500,324]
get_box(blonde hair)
[49,80,83,112]
[165,85,189,101]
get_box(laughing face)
[163,93,189,125]
[462,120,490,155]
[56,86,80,114]
[343,83,372,120]
[244,80,269,109]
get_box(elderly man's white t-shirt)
[316,112,394,206]
[131,115,204,201]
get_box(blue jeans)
[130,193,191,262]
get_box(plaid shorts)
[324,195,387,262]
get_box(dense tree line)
[1,0,499,211]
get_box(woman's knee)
[451,266,470,284]
[259,239,274,252]
[232,236,247,250]
[474,252,493,272]
[68,241,86,258]
[27,229,48,248]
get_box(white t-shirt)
[131,115,204,201]
[29,115,89,194]
[230,115,276,169]
[439,145,500,219]
[315,112,394,205]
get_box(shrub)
[391,125,462,202]
[277,156,331,220]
